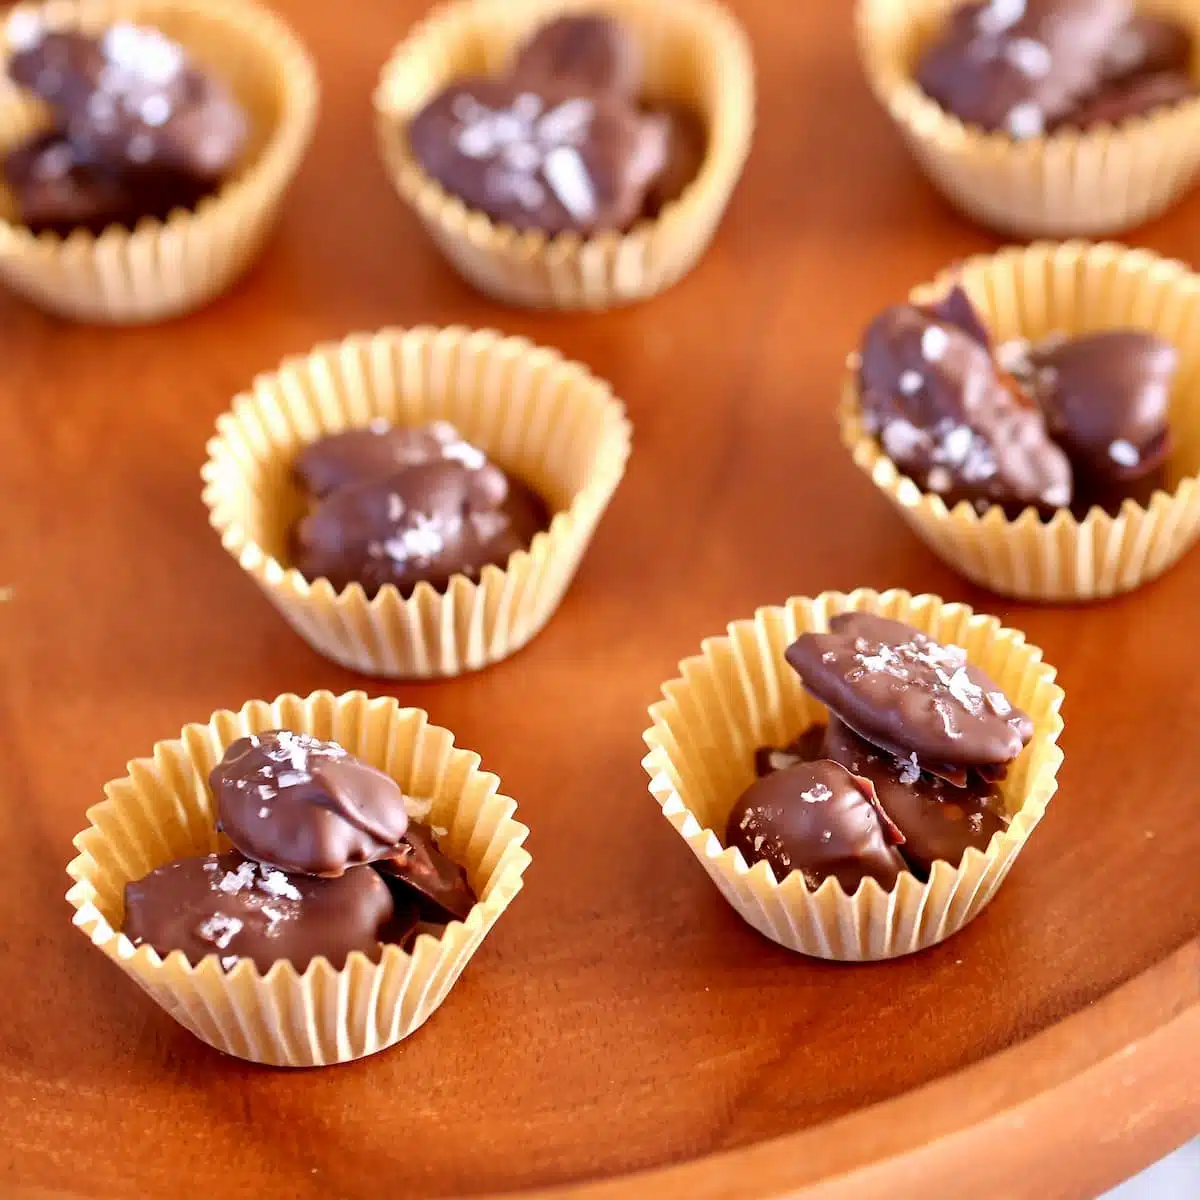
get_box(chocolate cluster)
[857,284,1177,515]
[725,613,1031,892]
[407,12,707,235]
[916,1,1196,138]
[2,14,247,236]
[123,730,477,972]
[291,420,549,598]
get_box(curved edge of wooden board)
[523,938,1200,1200]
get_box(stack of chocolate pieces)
[123,730,476,972]
[856,284,1177,515]
[915,0,1196,138]
[2,14,247,235]
[726,613,1032,892]
[290,419,549,598]
[407,12,707,236]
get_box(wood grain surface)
[2,0,1198,1196]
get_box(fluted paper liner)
[65,691,532,1067]
[373,0,754,309]
[856,0,1200,237]
[202,326,631,677]
[642,590,1064,961]
[840,241,1200,602]
[0,0,317,323]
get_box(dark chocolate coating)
[753,723,827,778]
[293,420,496,501]
[1100,15,1193,82]
[1057,69,1197,129]
[1024,330,1176,483]
[822,717,1009,877]
[641,102,707,216]
[3,130,204,235]
[785,612,1033,771]
[725,759,906,894]
[858,296,1073,511]
[375,823,477,924]
[9,22,246,186]
[408,78,668,235]
[212,731,410,878]
[291,424,548,598]
[915,0,1131,137]
[123,851,395,972]
[508,13,643,98]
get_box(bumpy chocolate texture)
[8,20,246,185]
[916,1,1196,137]
[725,759,906,893]
[858,288,1073,512]
[785,612,1033,778]
[821,717,1009,876]
[1002,330,1176,483]
[292,421,548,597]
[408,78,668,235]
[376,822,477,924]
[123,851,395,972]
[3,130,204,235]
[509,13,643,98]
[212,731,410,878]
[916,0,1132,137]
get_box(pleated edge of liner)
[639,588,1066,905]
[63,690,534,984]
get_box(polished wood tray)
[3,1,1197,1196]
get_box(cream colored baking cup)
[0,0,317,323]
[856,0,1200,237]
[201,325,632,677]
[840,240,1200,602]
[642,590,1064,961]
[373,0,754,309]
[65,690,532,1067]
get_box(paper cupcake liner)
[201,325,632,677]
[642,590,1064,961]
[373,0,755,310]
[0,0,317,323]
[65,690,532,1067]
[856,0,1200,237]
[840,240,1200,602]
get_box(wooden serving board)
[1,1,1197,1196]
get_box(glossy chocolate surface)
[786,612,1032,770]
[294,419,500,500]
[291,422,548,598]
[858,295,1072,511]
[753,724,827,778]
[917,1,1196,135]
[822,717,1010,877]
[725,759,905,894]
[8,21,246,184]
[3,16,245,233]
[212,730,410,878]
[409,79,667,235]
[1100,14,1193,82]
[915,0,1131,137]
[375,822,477,924]
[3,130,204,236]
[123,851,395,972]
[1057,68,1196,128]
[1012,330,1177,483]
[509,13,643,98]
